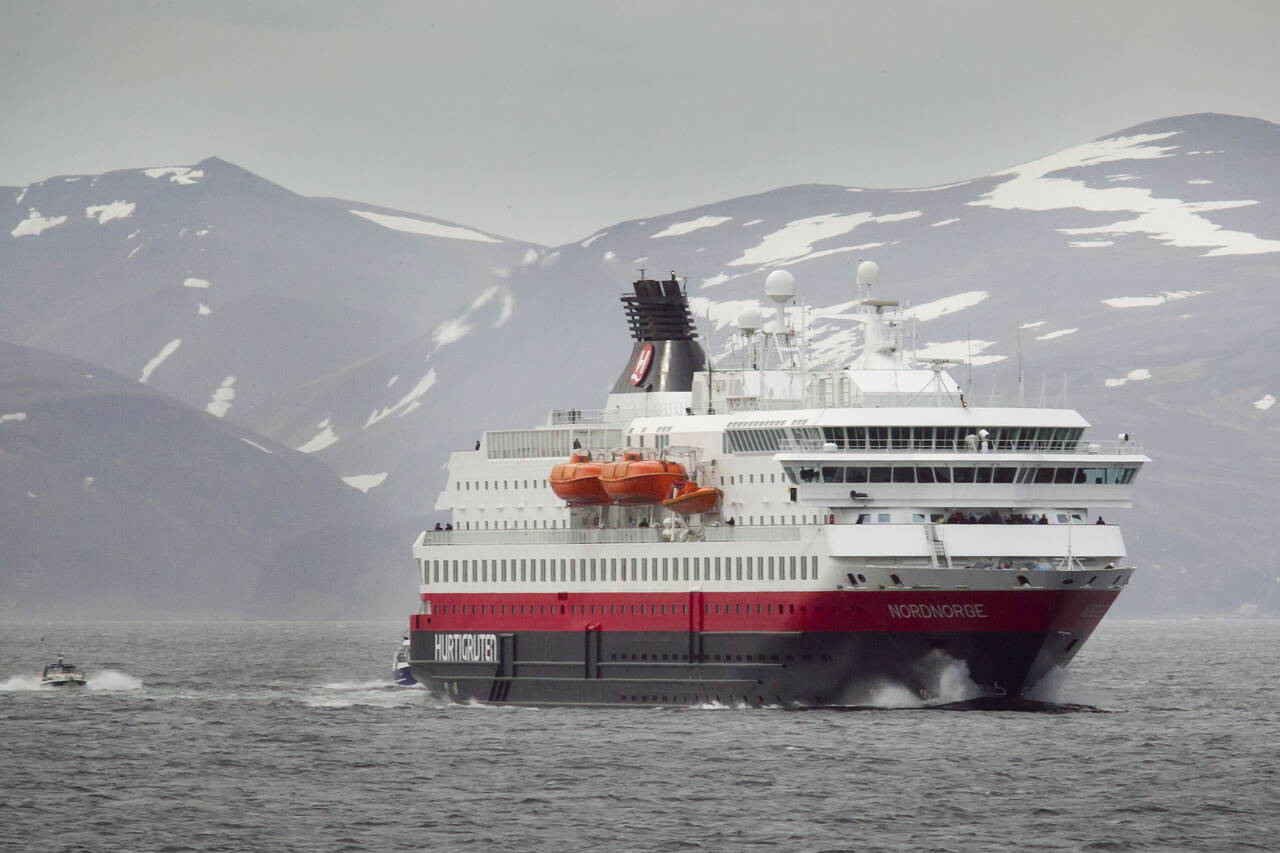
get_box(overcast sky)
[4,1,1278,245]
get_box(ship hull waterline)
[408,587,1119,708]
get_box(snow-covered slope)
[3,113,1277,616]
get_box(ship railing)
[776,438,1143,454]
[419,526,802,547]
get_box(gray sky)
[4,0,1279,245]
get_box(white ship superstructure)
[406,263,1143,707]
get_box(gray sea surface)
[1,619,1277,853]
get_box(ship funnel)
[610,272,708,394]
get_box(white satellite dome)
[856,260,880,286]
[764,269,796,303]
[737,305,762,333]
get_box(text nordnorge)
[434,633,499,663]
[886,603,988,619]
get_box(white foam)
[1102,290,1206,308]
[11,209,68,237]
[183,277,211,289]
[197,303,211,316]
[343,472,388,492]
[296,418,338,453]
[1253,394,1275,411]
[1,412,27,423]
[87,670,143,690]
[205,375,236,417]
[143,167,203,185]
[139,338,182,383]
[348,209,501,243]
[241,437,273,454]
[904,291,989,322]
[1035,328,1077,341]
[84,201,136,224]
[728,210,920,268]
[650,215,733,238]
[971,131,1280,257]
[365,370,437,427]
[929,218,960,227]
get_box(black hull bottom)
[408,628,1089,708]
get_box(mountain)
[3,113,1277,617]
[0,341,415,619]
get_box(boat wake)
[300,679,428,709]
[0,670,143,691]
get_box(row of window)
[485,428,621,460]
[428,600,851,618]
[456,478,550,492]
[723,425,1087,454]
[423,554,820,585]
[789,464,1139,485]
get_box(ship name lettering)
[434,633,499,663]
[886,603,988,619]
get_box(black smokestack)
[610,272,708,394]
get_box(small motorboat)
[40,655,87,687]
[662,482,723,515]
[392,635,417,686]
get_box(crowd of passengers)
[938,511,1104,525]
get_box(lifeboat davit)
[599,453,686,505]
[661,481,722,515]
[549,453,611,506]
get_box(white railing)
[419,525,802,547]
[777,439,1143,454]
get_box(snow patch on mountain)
[205,376,236,417]
[1105,368,1153,388]
[139,338,182,383]
[85,201,136,224]
[1254,394,1276,411]
[348,209,501,243]
[433,317,472,348]
[904,291,989,322]
[700,273,731,288]
[1102,290,1207,308]
[728,211,921,268]
[142,167,203,184]
[365,369,437,427]
[916,339,1005,366]
[971,131,1280,257]
[1036,328,1078,341]
[296,418,338,453]
[197,303,211,316]
[241,437,273,454]
[183,277,211,289]
[742,219,763,227]
[1019,320,1045,329]
[343,472,388,493]
[688,297,771,332]
[1070,240,1114,248]
[1188,179,1213,185]
[651,215,733,238]
[386,374,399,388]
[603,250,617,263]
[127,245,142,260]
[930,218,960,227]
[580,231,608,248]
[1,412,27,424]
[11,210,68,237]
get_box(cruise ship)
[406,262,1144,707]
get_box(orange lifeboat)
[549,453,610,506]
[661,481,722,515]
[599,453,686,505]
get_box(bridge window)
[869,466,891,483]
[892,467,915,483]
[822,466,844,483]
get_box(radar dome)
[737,305,762,333]
[764,269,796,303]
[856,260,880,286]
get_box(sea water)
[1,619,1277,852]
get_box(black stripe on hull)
[408,627,1089,708]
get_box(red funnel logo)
[629,344,654,386]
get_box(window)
[869,467,892,483]
[822,466,844,483]
[953,466,975,484]
[893,467,915,483]
[877,513,891,523]
[846,467,868,483]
